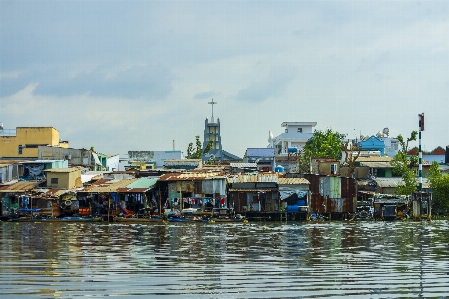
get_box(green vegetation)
[390,131,418,195]
[428,161,449,216]
[186,135,213,159]
[297,129,346,174]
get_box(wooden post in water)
[159,186,162,217]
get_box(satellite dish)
[209,154,215,160]
[382,128,389,137]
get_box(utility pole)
[418,113,425,191]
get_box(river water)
[0,220,448,299]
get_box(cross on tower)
[208,99,217,120]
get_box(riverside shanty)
[0,161,432,222]
[0,164,338,222]
[1,122,439,222]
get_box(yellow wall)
[0,127,68,158]
[46,168,81,189]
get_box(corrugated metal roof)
[357,156,393,162]
[79,178,138,192]
[159,171,226,181]
[374,177,404,188]
[0,181,39,193]
[0,179,19,186]
[114,178,157,192]
[81,174,102,183]
[227,173,279,183]
[359,162,393,168]
[246,148,275,157]
[44,167,80,173]
[278,177,310,185]
[21,160,61,163]
[374,177,430,189]
[43,189,74,198]
[230,163,257,168]
[126,177,158,189]
[229,188,278,192]
[164,159,201,166]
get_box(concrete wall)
[128,151,183,168]
[422,154,445,164]
[340,166,370,179]
[106,155,120,171]
[39,146,92,167]
[46,168,81,189]
[0,127,61,158]
[0,165,13,183]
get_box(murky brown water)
[1,220,448,298]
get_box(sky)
[1,0,448,158]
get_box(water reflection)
[1,221,448,298]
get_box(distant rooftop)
[281,122,317,127]
[44,167,81,173]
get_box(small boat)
[309,212,325,221]
[167,216,192,222]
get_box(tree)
[397,130,419,167]
[397,131,418,153]
[297,148,311,174]
[305,129,346,160]
[428,161,449,216]
[297,129,346,173]
[390,131,418,195]
[186,136,213,159]
[341,139,360,178]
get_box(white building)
[268,122,317,155]
[106,154,120,171]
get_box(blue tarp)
[18,208,42,213]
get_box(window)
[297,128,302,133]
[18,145,23,154]
[51,178,58,184]
[377,169,386,177]
[285,129,288,133]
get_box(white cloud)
[1,0,448,157]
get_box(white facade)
[268,122,317,155]
[383,138,400,157]
[106,154,120,171]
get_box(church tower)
[203,99,223,160]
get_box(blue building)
[357,136,385,156]
[243,148,275,172]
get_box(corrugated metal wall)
[304,174,356,214]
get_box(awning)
[279,190,308,200]
[228,189,277,192]
[92,153,102,166]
